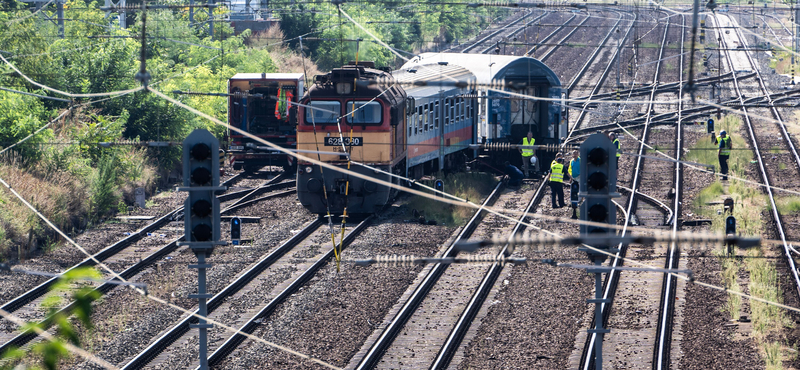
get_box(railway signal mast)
[578,133,619,370]
[180,129,226,370]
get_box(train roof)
[230,73,304,81]
[392,64,475,98]
[399,53,561,87]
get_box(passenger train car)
[226,73,304,172]
[296,54,564,215]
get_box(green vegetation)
[687,114,793,367]
[0,0,506,261]
[685,115,752,176]
[0,267,101,370]
[406,172,496,226]
[774,196,800,215]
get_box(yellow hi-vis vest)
[720,136,731,156]
[522,137,535,157]
[550,162,564,183]
[613,139,621,157]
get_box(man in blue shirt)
[504,161,524,187]
[569,150,580,218]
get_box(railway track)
[713,12,800,303]
[118,216,371,369]
[342,10,654,368]
[350,181,504,369]
[451,10,538,54]
[0,173,294,354]
[577,11,674,369]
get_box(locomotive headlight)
[336,82,352,95]
[305,166,313,174]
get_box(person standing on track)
[609,132,621,168]
[718,129,731,181]
[550,157,568,209]
[519,131,538,177]
[569,150,580,218]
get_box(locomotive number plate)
[324,137,363,146]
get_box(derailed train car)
[295,54,564,215]
[226,73,304,172]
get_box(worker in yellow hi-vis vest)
[549,157,568,208]
[519,131,538,178]
[609,132,621,168]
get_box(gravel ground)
[676,115,764,369]
[215,204,457,369]
[454,181,594,368]
[55,193,313,369]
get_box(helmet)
[530,156,537,164]
[720,130,727,135]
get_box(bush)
[90,155,119,219]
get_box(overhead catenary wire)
[7,1,800,364]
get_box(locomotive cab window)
[305,101,341,124]
[346,101,382,124]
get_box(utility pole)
[792,3,800,85]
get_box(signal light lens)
[587,172,608,190]
[587,147,607,166]
[588,204,608,222]
[193,223,212,241]
[192,199,212,218]
[192,167,212,185]
[191,143,212,161]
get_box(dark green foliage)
[1,267,102,370]
[90,155,119,218]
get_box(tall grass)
[685,115,752,176]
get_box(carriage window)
[434,101,439,129]
[444,99,450,126]
[305,101,340,124]
[345,101,382,124]
[423,106,429,132]
[460,99,465,120]
[450,100,455,123]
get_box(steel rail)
[722,13,800,302]
[566,11,635,138]
[353,181,504,370]
[574,71,742,102]
[0,182,298,354]
[0,172,285,315]
[525,14,578,57]
[119,217,325,369]
[616,185,672,224]
[580,13,672,370]
[460,10,536,53]
[564,14,624,93]
[478,12,550,54]
[539,15,592,62]
[202,216,375,369]
[430,179,549,370]
[654,14,685,369]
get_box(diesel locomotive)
[294,54,565,215]
[226,73,304,172]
